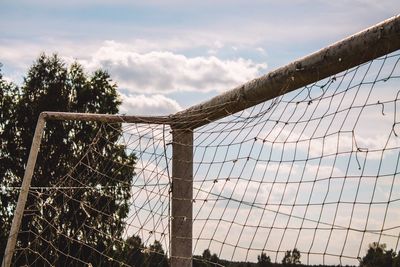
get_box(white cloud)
[81,40,267,94]
[120,94,182,115]
[255,162,298,176]
[304,164,343,179]
[256,47,267,55]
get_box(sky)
[121,53,400,265]
[1,1,400,116]
[2,1,400,265]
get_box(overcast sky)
[1,1,400,116]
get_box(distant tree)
[359,242,395,267]
[282,251,292,265]
[282,248,301,265]
[257,252,272,267]
[394,252,400,267]
[125,235,145,267]
[146,240,169,267]
[203,248,212,261]
[292,249,301,264]
[210,253,219,265]
[192,249,211,267]
[193,248,222,267]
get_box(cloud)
[120,94,182,115]
[256,47,267,55]
[81,41,267,94]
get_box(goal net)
[191,51,400,266]
[2,16,400,267]
[6,120,173,266]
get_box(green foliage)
[394,253,400,267]
[257,252,272,267]
[122,235,171,267]
[125,235,145,267]
[146,240,169,267]
[193,249,221,267]
[359,242,398,267]
[0,63,21,262]
[203,249,212,261]
[282,248,301,266]
[0,54,135,266]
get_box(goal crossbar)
[173,14,400,129]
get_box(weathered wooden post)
[2,114,46,267]
[170,128,193,267]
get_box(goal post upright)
[2,113,47,267]
[170,127,194,267]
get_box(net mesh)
[192,51,400,266]
[4,51,400,266]
[10,122,172,266]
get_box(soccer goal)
[2,14,400,267]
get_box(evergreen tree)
[0,54,136,266]
[282,248,301,266]
[146,240,169,267]
[125,235,145,267]
[393,251,400,267]
[202,249,212,261]
[360,242,395,267]
[210,253,219,266]
[257,252,272,267]
[0,63,20,261]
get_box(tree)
[292,249,301,265]
[210,253,219,266]
[0,63,20,261]
[202,248,212,261]
[193,249,219,267]
[146,240,169,267]
[282,251,292,265]
[257,252,272,267]
[282,248,301,265]
[394,252,400,267]
[359,242,395,267]
[125,235,145,267]
[0,54,136,266]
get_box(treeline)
[189,242,400,267]
[122,235,169,267]
[119,237,349,267]
[124,238,399,267]
[192,247,352,267]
